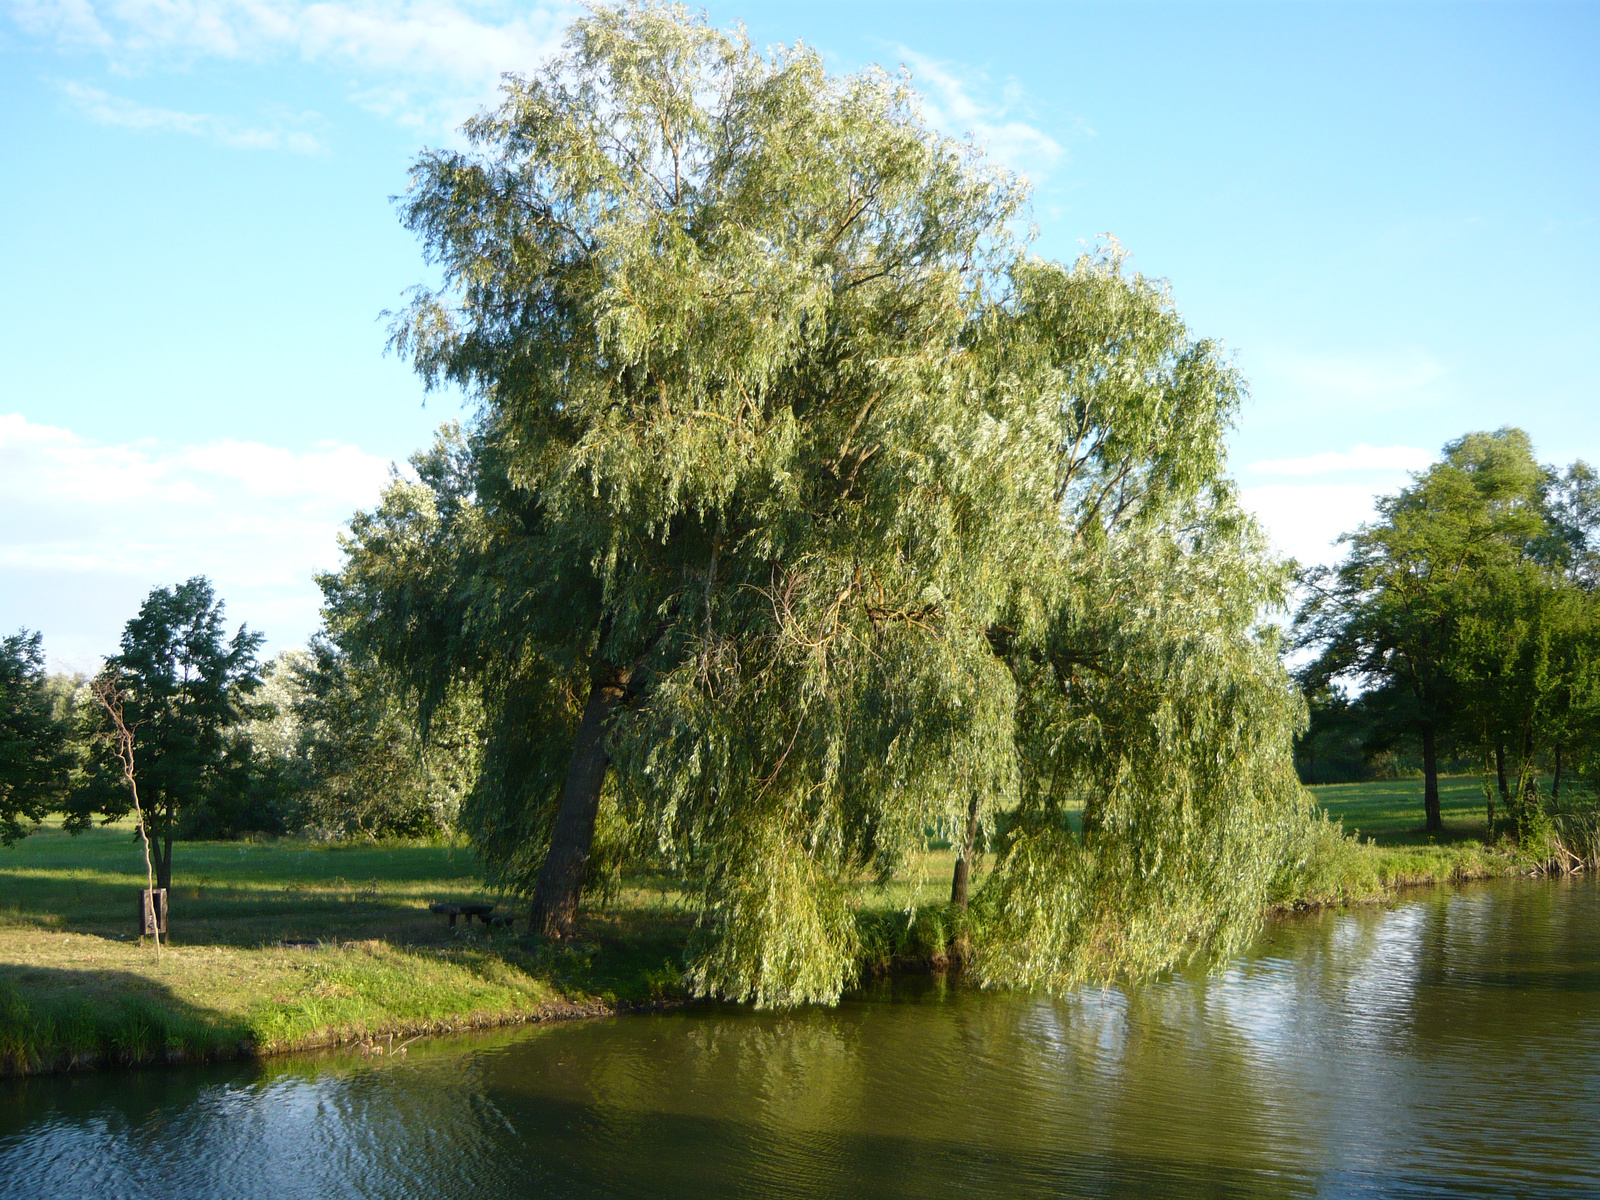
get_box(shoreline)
[1,845,1549,1079]
[6,992,672,1079]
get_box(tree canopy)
[266,640,482,839]
[326,0,1309,1005]
[0,630,73,845]
[71,577,265,890]
[1296,429,1600,837]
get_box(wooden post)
[140,888,168,937]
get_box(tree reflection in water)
[3,875,1598,1199]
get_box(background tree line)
[1295,428,1600,838]
[0,577,481,889]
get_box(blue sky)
[2,1,1596,668]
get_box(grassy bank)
[1273,776,1533,908]
[0,820,691,1075]
[0,779,1539,1074]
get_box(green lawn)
[0,820,693,1074]
[1307,776,1492,845]
[3,820,493,944]
[0,782,1529,1075]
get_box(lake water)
[3,875,1598,1198]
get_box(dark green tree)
[1297,429,1600,840]
[0,630,74,845]
[1454,538,1600,834]
[330,2,1309,1004]
[70,577,264,890]
[1294,688,1385,785]
[1297,429,1549,833]
[284,638,480,839]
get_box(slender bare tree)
[92,674,161,960]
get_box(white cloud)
[1247,443,1434,477]
[7,0,108,45]
[12,0,571,72]
[1240,483,1385,567]
[62,81,325,151]
[0,412,400,667]
[12,0,575,133]
[1239,442,1432,566]
[890,44,1068,182]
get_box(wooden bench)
[428,902,497,928]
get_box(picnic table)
[428,902,497,928]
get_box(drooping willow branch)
[92,673,160,961]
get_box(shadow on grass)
[1311,777,1496,848]
[0,965,250,1076]
[1368,823,1491,848]
[1,824,497,947]
[2,870,504,951]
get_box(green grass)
[2,819,503,943]
[0,819,693,1075]
[1307,775,1494,845]
[1267,776,1535,910]
[0,780,1542,1074]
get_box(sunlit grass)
[1307,775,1493,845]
[0,781,1532,1074]
[0,819,686,1074]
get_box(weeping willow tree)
[324,0,1308,1006]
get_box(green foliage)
[975,516,1309,990]
[856,903,970,972]
[1452,557,1596,835]
[1298,429,1547,745]
[1294,689,1392,784]
[1551,802,1600,867]
[1267,810,1381,906]
[328,2,1311,1005]
[1542,459,1600,587]
[0,630,74,845]
[39,670,85,727]
[1298,428,1600,837]
[68,577,264,882]
[274,640,482,840]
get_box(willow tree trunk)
[949,793,982,909]
[1422,724,1442,834]
[1552,744,1562,800]
[1495,741,1511,811]
[529,670,630,938]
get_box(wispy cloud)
[0,412,400,666]
[62,81,324,151]
[890,44,1071,182]
[1254,347,1448,404]
[6,0,112,48]
[1248,443,1434,477]
[1541,214,1598,236]
[10,0,574,133]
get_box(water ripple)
[3,875,1597,1198]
